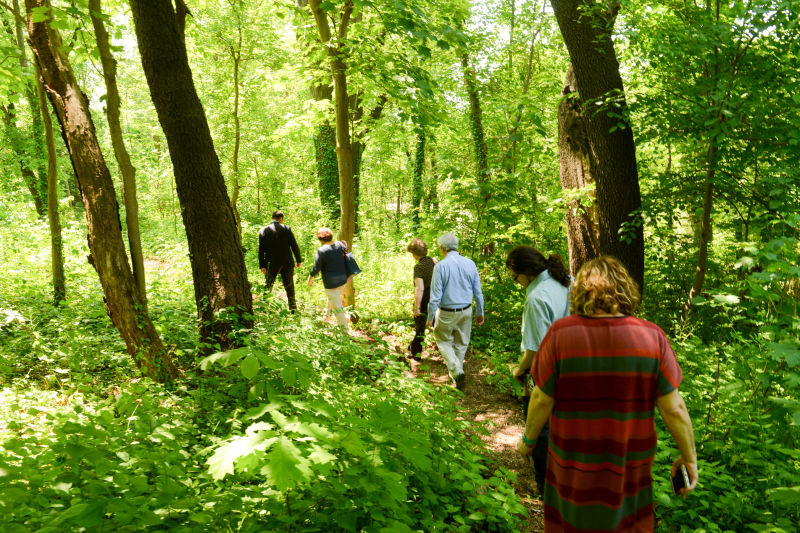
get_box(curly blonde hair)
[570,256,640,316]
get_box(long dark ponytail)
[505,246,571,288]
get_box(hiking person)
[307,228,349,328]
[426,232,484,391]
[506,245,571,493]
[258,210,302,312]
[518,256,698,531]
[406,238,436,358]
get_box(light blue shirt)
[428,251,484,317]
[521,270,570,352]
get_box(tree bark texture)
[34,61,65,305]
[89,0,147,308]
[558,64,599,275]
[25,0,176,380]
[129,0,253,348]
[551,0,644,290]
[309,0,356,306]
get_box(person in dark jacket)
[258,210,302,311]
[307,227,349,328]
[406,238,436,358]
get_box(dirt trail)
[374,330,545,532]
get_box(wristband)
[521,433,536,447]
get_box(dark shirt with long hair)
[506,246,570,287]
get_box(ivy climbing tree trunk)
[558,64,599,275]
[89,0,147,308]
[129,0,253,349]
[460,47,490,258]
[34,60,64,305]
[25,0,176,380]
[551,0,644,290]
[313,113,340,221]
[308,0,356,306]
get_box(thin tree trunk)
[309,0,356,306]
[34,61,64,305]
[89,0,146,307]
[551,0,644,290]
[229,30,243,236]
[558,64,599,275]
[252,154,261,214]
[684,142,716,319]
[26,0,176,380]
[130,0,253,350]
[12,0,48,217]
[411,125,425,230]
[1,105,45,216]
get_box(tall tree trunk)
[11,0,48,217]
[460,49,491,259]
[228,28,243,236]
[1,105,45,216]
[129,0,253,350]
[26,0,176,380]
[558,64,599,275]
[461,52,489,181]
[411,126,425,230]
[35,61,65,305]
[551,0,644,290]
[89,0,147,308]
[309,0,356,306]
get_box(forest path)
[355,324,545,532]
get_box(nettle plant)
[199,317,526,531]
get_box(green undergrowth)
[1,276,525,531]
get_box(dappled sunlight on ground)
[366,327,545,532]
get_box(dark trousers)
[409,290,430,355]
[522,395,549,493]
[266,265,296,310]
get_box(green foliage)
[0,209,525,531]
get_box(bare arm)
[517,386,555,456]
[656,389,698,498]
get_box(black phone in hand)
[671,464,690,494]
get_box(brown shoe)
[454,373,466,391]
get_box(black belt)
[440,304,471,312]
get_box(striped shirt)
[532,315,683,532]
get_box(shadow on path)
[372,329,545,532]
